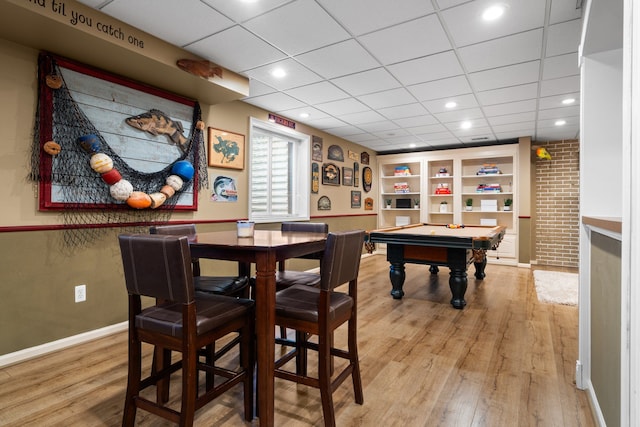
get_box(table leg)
[449,268,468,309]
[472,249,487,279]
[254,252,276,426]
[389,261,405,299]
[429,265,439,274]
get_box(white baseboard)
[0,322,127,368]
[584,379,606,426]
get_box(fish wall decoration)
[176,59,223,79]
[125,109,188,152]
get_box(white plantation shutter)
[249,118,310,222]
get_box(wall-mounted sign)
[268,113,295,129]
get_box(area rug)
[533,270,579,306]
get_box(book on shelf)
[394,166,412,176]
[393,182,410,193]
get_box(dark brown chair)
[274,230,365,427]
[118,234,254,426]
[275,222,328,290]
[150,224,249,298]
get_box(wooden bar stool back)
[274,230,365,427]
[118,234,254,426]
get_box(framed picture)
[353,162,359,187]
[364,197,373,210]
[342,167,353,186]
[312,135,323,162]
[322,163,340,185]
[351,191,361,208]
[208,127,245,170]
[318,196,331,210]
[348,150,359,161]
[361,152,370,165]
[311,162,319,193]
[327,144,344,161]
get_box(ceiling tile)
[476,83,538,105]
[186,26,286,72]
[408,75,472,101]
[323,127,368,138]
[495,129,535,140]
[276,106,330,122]
[243,58,322,90]
[483,99,537,116]
[359,121,402,134]
[549,0,583,24]
[422,94,479,113]
[358,15,451,65]
[407,123,449,135]
[538,92,580,110]
[469,61,540,92]
[445,119,490,132]
[387,51,464,86]
[441,0,546,47]
[340,110,388,125]
[317,0,435,36]
[244,0,350,55]
[303,116,348,129]
[537,105,580,120]
[359,88,416,110]
[246,79,277,98]
[102,0,234,46]
[540,75,580,97]
[378,103,430,120]
[393,115,440,128]
[286,81,350,105]
[434,107,485,123]
[487,111,536,126]
[545,19,582,57]
[315,98,370,116]
[542,53,579,80]
[492,121,536,133]
[295,39,380,79]
[201,0,292,22]
[244,92,306,111]
[458,29,543,73]
[331,68,401,96]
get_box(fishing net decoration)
[29,53,209,253]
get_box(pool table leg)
[473,249,487,279]
[449,268,468,309]
[429,265,439,274]
[389,262,405,299]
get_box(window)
[249,117,310,223]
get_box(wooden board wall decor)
[35,53,201,211]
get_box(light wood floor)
[0,255,595,426]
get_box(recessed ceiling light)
[460,121,472,130]
[271,68,286,78]
[562,98,576,105]
[555,120,567,126]
[445,101,457,109]
[409,143,416,148]
[299,112,310,118]
[482,4,506,21]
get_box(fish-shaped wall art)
[125,109,188,152]
[176,59,223,79]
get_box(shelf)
[382,175,421,179]
[462,174,513,179]
[381,192,420,195]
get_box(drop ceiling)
[78,0,583,153]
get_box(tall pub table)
[189,229,327,426]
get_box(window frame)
[248,117,310,223]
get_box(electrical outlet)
[75,284,86,303]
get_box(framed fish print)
[322,163,340,186]
[35,53,199,211]
[208,128,245,170]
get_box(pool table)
[366,223,506,309]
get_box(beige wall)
[0,37,378,356]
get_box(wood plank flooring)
[0,255,595,426]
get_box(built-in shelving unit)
[377,145,519,265]
[378,159,423,228]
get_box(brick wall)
[534,140,580,267]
